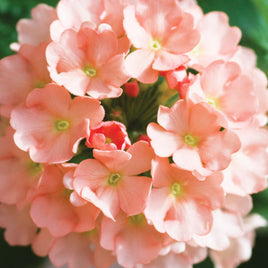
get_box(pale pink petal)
[118,175,152,215]
[165,199,212,241]
[125,49,157,83]
[122,141,154,175]
[73,159,109,193]
[151,157,173,187]
[153,50,188,71]
[163,13,200,54]
[199,129,241,171]
[17,4,57,46]
[93,149,131,172]
[158,101,189,132]
[144,187,173,232]
[123,5,152,48]
[147,123,181,157]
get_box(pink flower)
[73,141,154,219]
[0,204,37,246]
[47,23,129,99]
[0,127,43,207]
[50,0,104,42]
[187,12,241,70]
[123,0,200,83]
[187,60,258,125]
[15,4,57,49]
[100,212,166,267]
[124,80,140,97]
[10,84,104,163]
[0,43,51,117]
[30,165,100,237]
[86,121,131,150]
[145,158,224,241]
[147,99,241,178]
[210,214,266,268]
[222,128,268,196]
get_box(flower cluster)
[0,0,268,267]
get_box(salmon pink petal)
[93,149,131,172]
[173,148,205,175]
[0,55,33,105]
[116,224,163,267]
[147,123,181,157]
[125,49,156,83]
[49,233,94,268]
[81,186,120,220]
[144,187,173,232]
[0,205,37,246]
[82,28,118,67]
[153,50,188,71]
[74,159,109,193]
[165,199,212,241]
[122,141,154,175]
[201,60,240,97]
[32,228,55,257]
[151,157,173,187]
[87,78,123,99]
[17,4,57,46]
[164,13,200,54]
[123,5,151,48]
[220,75,257,121]
[118,175,152,216]
[157,101,189,133]
[30,195,76,237]
[199,129,241,171]
[135,0,182,38]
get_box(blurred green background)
[0,0,268,267]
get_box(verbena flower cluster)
[0,0,268,267]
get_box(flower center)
[55,120,70,131]
[150,39,161,51]
[35,81,46,88]
[206,97,219,108]
[28,161,43,176]
[129,214,146,225]
[107,172,121,186]
[83,66,97,78]
[170,182,183,198]
[105,137,112,144]
[183,134,198,147]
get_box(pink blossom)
[73,141,154,219]
[47,23,129,99]
[10,84,104,163]
[0,43,51,117]
[48,231,115,268]
[0,127,43,207]
[187,12,241,70]
[15,4,57,48]
[222,128,268,196]
[145,158,224,241]
[100,212,166,267]
[86,121,131,150]
[123,0,200,83]
[193,209,244,251]
[210,214,266,268]
[147,99,241,177]
[187,60,258,125]
[30,165,100,237]
[0,204,37,246]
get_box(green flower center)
[183,134,198,147]
[83,66,97,77]
[107,172,121,186]
[105,137,112,144]
[129,214,146,225]
[150,39,161,51]
[170,182,183,198]
[55,120,70,131]
[28,161,43,176]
